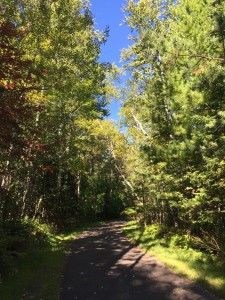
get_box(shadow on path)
[60,221,218,300]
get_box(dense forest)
[0,0,225,281]
[120,0,225,256]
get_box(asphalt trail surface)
[60,221,218,300]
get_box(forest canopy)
[119,0,225,255]
[0,0,225,280]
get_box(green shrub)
[169,233,191,249]
[145,224,164,239]
[0,218,54,279]
[122,207,138,219]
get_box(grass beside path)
[123,221,225,300]
[0,222,98,300]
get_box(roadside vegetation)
[123,220,225,300]
[0,219,98,300]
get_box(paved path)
[60,221,218,300]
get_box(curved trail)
[60,221,218,300]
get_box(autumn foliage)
[0,20,37,156]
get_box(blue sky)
[90,0,131,121]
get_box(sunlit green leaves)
[119,0,225,247]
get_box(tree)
[0,0,110,227]
[120,0,225,252]
[0,17,43,223]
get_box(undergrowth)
[0,218,97,300]
[123,220,225,300]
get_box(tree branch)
[168,52,225,62]
[97,120,136,193]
